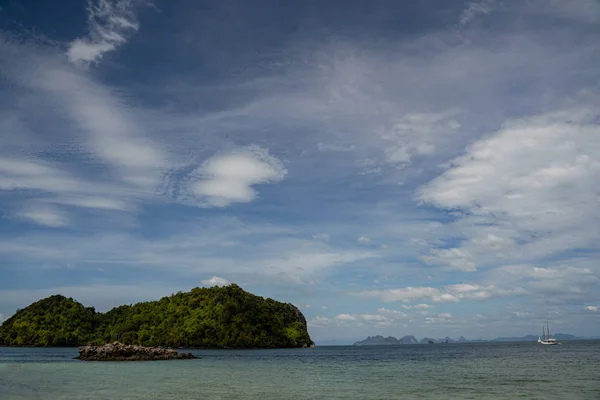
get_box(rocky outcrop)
[75,342,197,361]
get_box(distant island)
[353,335,420,346]
[353,333,587,345]
[0,284,314,349]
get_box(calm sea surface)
[1,341,599,399]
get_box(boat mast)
[547,321,550,340]
[542,325,545,341]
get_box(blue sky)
[1,0,599,344]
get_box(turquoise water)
[1,341,599,399]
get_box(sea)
[1,341,599,399]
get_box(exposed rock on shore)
[75,342,197,361]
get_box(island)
[0,283,314,349]
[353,335,419,346]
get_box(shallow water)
[1,341,599,399]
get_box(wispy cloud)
[354,282,529,305]
[356,236,372,244]
[356,287,441,303]
[0,216,379,287]
[459,0,496,26]
[17,205,68,227]
[420,248,477,272]
[67,0,140,67]
[312,233,330,241]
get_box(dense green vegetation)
[0,284,314,348]
[0,295,96,346]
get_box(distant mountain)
[353,335,419,346]
[353,335,401,346]
[353,333,589,346]
[419,337,456,344]
[399,335,419,344]
[553,334,581,340]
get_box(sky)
[0,0,599,344]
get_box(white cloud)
[308,316,330,328]
[0,35,172,226]
[401,303,433,310]
[416,304,433,309]
[378,111,461,166]
[67,0,140,67]
[417,108,600,271]
[358,286,440,302]
[356,236,372,244]
[461,291,492,300]
[201,276,230,287]
[421,248,477,272]
[17,205,68,227]
[324,309,409,328]
[35,68,167,187]
[377,308,408,319]
[432,294,461,303]
[418,108,600,217]
[335,314,357,322]
[459,0,496,25]
[180,146,287,207]
[586,306,598,312]
[39,196,130,211]
[0,158,86,194]
[312,233,330,241]
[471,233,514,250]
[425,312,455,325]
[483,263,597,305]
[445,284,481,294]
[258,249,377,283]
[356,283,520,304]
[0,158,134,218]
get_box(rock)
[74,342,198,361]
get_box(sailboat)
[537,321,558,345]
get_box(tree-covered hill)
[0,284,314,348]
[0,295,97,346]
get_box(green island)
[0,284,314,349]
